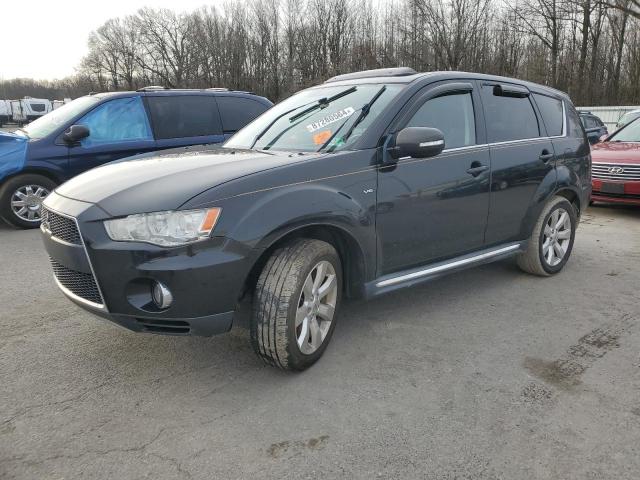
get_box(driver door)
[375,81,491,275]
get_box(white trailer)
[9,97,53,125]
[0,100,11,126]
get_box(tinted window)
[481,85,539,142]
[407,92,476,149]
[217,96,268,132]
[566,104,585,138]
[78,97,152,146]
[533,94,564,136]
[147,96,222,139]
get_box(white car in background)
[616,109,640,131]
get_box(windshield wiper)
[249,101,316,149]
[318,85,387,152]
[288,86,357,123]
[261,86,360,151]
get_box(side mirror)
[388,127,445,161]
[598,134,608,143]
[62,124,90,144]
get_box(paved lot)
[1,205,639,479]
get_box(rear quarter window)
[147,96,222,139]
[217,96,269,133]
[566,104,586,139]
[533,94,564,136]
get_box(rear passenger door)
[481,83,556,245]
[216,96,270,139]
[146,95,224,149]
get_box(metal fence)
[576,106,640,129]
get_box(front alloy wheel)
[0,174,56,229]
[251,239,342,371]
[11,184,50,223]
[296,260,338,355]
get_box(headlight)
[104,208,221,247]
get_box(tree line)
[2,0,640,106]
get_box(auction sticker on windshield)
[306,107,355,133]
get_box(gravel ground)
[1,204,639,480]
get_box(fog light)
[151,281,173,309]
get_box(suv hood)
[56,145,314,217]
[591,141,640,164]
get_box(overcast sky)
[1,0,218,80]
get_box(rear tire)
[0,174,56,229]
[517,196,577,276]
[251,239,342,371]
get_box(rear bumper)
[41,192,255,336]
[591,179,640,205]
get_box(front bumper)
[591,179,640,205]
[41,192,255,336]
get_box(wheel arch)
[0,168,63,189]
[242,222,369,300]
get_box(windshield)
[20,96,100,139]
[609,118,640,142]
[225,84,404,152]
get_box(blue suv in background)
[0,88,272,228]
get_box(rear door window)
[481,85,540,142]
[217,96,269,133]
[147,96,222,139]
[533,94,564,136]
[406,92,476,149]
[78,97,153,146]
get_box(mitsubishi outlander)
[41,68,591,371]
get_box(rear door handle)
[539,150,554,162]
[466,163,489,177]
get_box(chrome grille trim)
[41,207,82,244]
[592,163,640,181]
[43,206,108,311]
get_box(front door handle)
[539,149,554,162]
[466,162,489,177]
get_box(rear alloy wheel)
[251,239,342,371]
[517,196,577,276]
[0,174,56,229]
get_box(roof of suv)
[91,88,272,104]
[321,68,568,100]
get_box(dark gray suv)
[42,68,591,371]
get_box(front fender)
[0,132,28,183]
[217,181,376,276]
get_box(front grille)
[30,104,46,112]
[50,258,103,305]
[42,207,81,245]
[592,163,640,181]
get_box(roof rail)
[136,86,170,92]
[206,87,257,95]
[325,67,418,83]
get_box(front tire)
[0,174,56,229]
[517,196,577,276]
[251,239,342,371]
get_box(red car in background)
[591,117,640,205]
